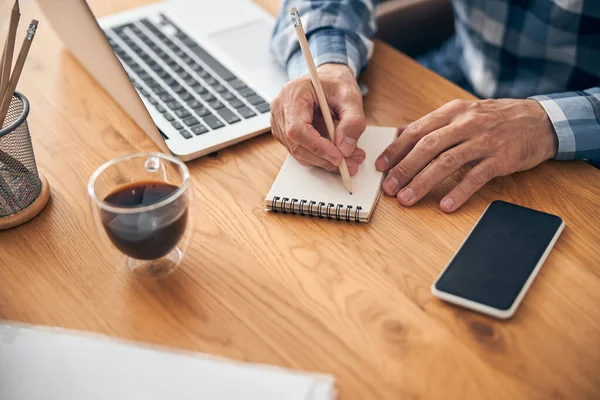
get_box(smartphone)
[431,200,565,319]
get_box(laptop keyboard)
[104,15,270,140]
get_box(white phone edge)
[430,201,566,320]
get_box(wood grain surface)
[1,0,599,399]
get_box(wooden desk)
[1,0,599,398]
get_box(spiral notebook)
[265,126,397,222]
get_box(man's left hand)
[375,99,558,213]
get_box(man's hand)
[375,99,558,212]
[270,64,367,175]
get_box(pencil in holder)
[0,91,50,230]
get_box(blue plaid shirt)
[271,0,600,167]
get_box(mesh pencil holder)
[0,92,50,230]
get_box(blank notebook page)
[265,126,397,222]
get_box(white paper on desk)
[0,322,336,400]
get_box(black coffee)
[101,180,187,260]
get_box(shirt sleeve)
[530,87,600,168]
[270,0,379,80]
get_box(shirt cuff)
[529,95,578,161]
[530,88,600,168]
[285,29,362,80]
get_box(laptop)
[37,0,288,161]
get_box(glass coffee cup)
[88,153,194,278]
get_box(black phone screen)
[435,201,564,311]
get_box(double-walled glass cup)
[88,153,193,278]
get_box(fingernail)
[339,137,357,156]
[351,153,365,163]
[383,176,400,195]
[441,198,456,212]
[398,187,414,204]
[348,164,358,175]
[376,156,389,171]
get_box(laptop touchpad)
[209,20,275,70]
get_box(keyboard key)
[181,55,192,64]
[201,92,215,102]
[214,84,227,93]
[164,77,176,86]
[156,104,166,113]
[159,94,174,103]
[221,91,235,101]
[191,85,207,95]
[172,84,186,94]
[164,113,175,122]
[217,108,241,124]
[148,97,158,105]
[180,92,193,101]
[142,75,156,85]
[194,106,211,117]
[209,100,224,110]
[205,76,217,86]
[188,100,202,109]
[247,95,266,106]
[192,124,208,135]
[131,65,144,74]
[172,121,183,130]
[146,78,158,87]
[190,63,203,72]
[203,115,224,130]
[184,77,197,86]
[166,101,182,110]
[198,70,210,79]
[229,79,246,90]
[177,70,190,79]
[114,23,136,34]
[229,99,244,109]
[175,109,191,119]
[152,86,165,95]
[156,70,169,79]
[183,116,199,127]
[238,106,256,119]
[182,41,235,81]
[238,88,255,98]
[179,129,192,139]
[256,103,270,113]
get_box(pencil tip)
[13,0,19,13]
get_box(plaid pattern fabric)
[271,0,600,166]
[532,88,600,167]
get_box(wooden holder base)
[0,174,50,230]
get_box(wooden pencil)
[0,0,20,99]
[289,7,353,194]
[0,19,38,128]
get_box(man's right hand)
[269,63,367,175]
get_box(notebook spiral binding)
[271,196,363,222]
